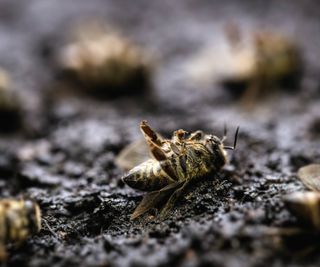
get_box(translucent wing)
[131,182,183,220]
[116,132,167,171]
[115,139,149,171]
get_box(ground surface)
[0,0,320,266]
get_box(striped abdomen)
[122,159,173,192]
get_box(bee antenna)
[221,123,227,142]
[233,126,240,150]
[224,126,240,150]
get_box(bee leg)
[148,142,168,161]
[140,121,179,161]
[157,160,178,182]
[172,129,188,143]
[140,121,170,160]
[140,121,180,181]
[169,142,180,155]
[144,141,179,181]
[140,120,163,146]
[189,130,204,141]
[159,181,190,219]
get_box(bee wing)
[297,164,320,192]
[116,131,167,171]
[116,139,150,171]
[131,182,183,220]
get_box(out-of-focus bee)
[0,199,41,261]
[0,69,21,132]
[121,121,239,219]
[185,26,302,107]
[58,22,152,97]
[284,164,320,230]
[237,31,302,105]
[284,191,320,230]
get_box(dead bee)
[246,32,301,97]
[121,121,239,219]
[284,164,320,230]
[0,199,41,261]
[186,26,302,107]
[224,29,302,105]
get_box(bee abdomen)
[122,159,172,192]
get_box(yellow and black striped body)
[123,159,174,191]
[122,140,227,192]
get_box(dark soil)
[1,0,320,266]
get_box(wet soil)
[1,0,320,266]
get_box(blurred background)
[0,0,319,127]
[0,0,320,266]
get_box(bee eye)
[195,150,202,156]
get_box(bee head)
[203,127,239,166]
[201,135,228,170]
[204,135,221,147]
[204,135,226,155]
[24,200,41,234]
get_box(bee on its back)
[121,121,239,219]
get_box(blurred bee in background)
[186,24,302,107]
[0,199,41,261]
[284,164,320,230]
[236,30,302,106]
[120,121,239,219]
[57,21,152,97]
[0,69,22,132]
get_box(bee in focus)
[121,120,239,219]
[0,199,41,261]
